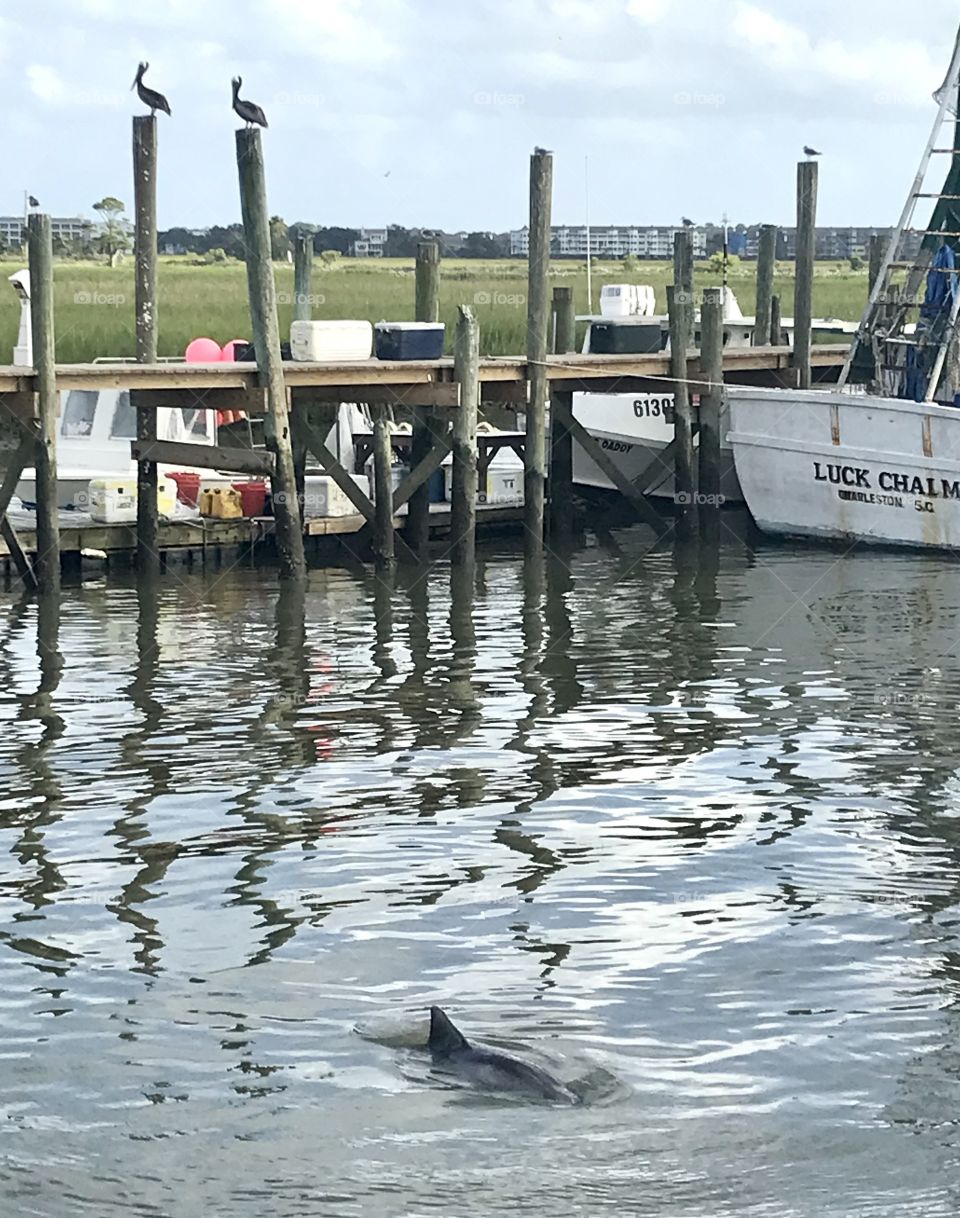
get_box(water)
[2,523,960,1217]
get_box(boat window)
[110,391,137,439]
[61,390,98,438]
[180,408,211,440]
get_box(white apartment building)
[352,227,388,257]
[510,224,708,258]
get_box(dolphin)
[427,1006,578,1104]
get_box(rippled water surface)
[3,524,960,1216]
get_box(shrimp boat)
[726,28,960,549]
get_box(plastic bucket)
[168,470,201,507]
[233,480,268,516]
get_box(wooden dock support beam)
[698,286,723,509]
[754,224,777,347]
[548,285,576,536]
[450,305,479,565]
[794,159,818,390]
[28,214,59,595]
[235,127,305,582]
[371,406,395,565]
[524,147,553,552]
[408,240,441,555]
[668,284,695,524]
[868,233,884,294]
[133,115,160,576]
[293,231,314,323]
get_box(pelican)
[131,62,171,116]
[232,77,268,129]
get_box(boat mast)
[584,154,592,314]
[838,26,960,389]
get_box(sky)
[5,0,960,231]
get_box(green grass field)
[0,256,873,363]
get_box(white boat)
[16,383,215,510]
[727,387,960,547]
[727,24,960,550]
[573,286,787,502]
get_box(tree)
[849,255,865,271]
[92,196,131,263]
[269,215,290,260]
[320,249,341,265]
[707,251,741,274]
[462,231,502,258]
[622,254,639,273]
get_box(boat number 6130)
[633,396,674,421]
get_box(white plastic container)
[442,446,525,505]
[87,476,176,523]
[303,473,369,518]
[290,320,373,362]
[365,462,409,503]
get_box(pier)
[0,132,850,589]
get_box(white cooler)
[290,320,373,361]
[302,473,369,519]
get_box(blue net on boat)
[903,243,958,401]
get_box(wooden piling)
[754,224,777,347]
[371,406,395,564]
[673,227,695,347]
[551,284,575,355]
[450,305,479,565]
[794,160,818,390]
[548,286,576,535]
[133,115,159,575]
[27,214,59,594]
[525,148,553,551]
[408,240,441,555]
[770,294,782,346]
[293,232,314,323]
[235,127,305,581]
[667,284,695,521]
[698,286,723,508]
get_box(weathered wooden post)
[754,223,777,347]
[133,115,159,575]
[450,305,479,565]
[28,213,59,594]
[293,232,313,322]
[371,406,395,564]
[667,284,695,523]
[548,285,575,535]
[794,160,818,389]
[770,294,782,346]
[525,148,553,551]
[698,286,723,510]
[235,127,306,581]
[673,227,695,346]
[408,240,441,555]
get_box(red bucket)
[233,480,267,517]
[168,471,201,507]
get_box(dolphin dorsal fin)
[429,1006,468,1055]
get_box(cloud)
[271,0,404,66]
[625,0,668,23]
[26,64,66,104]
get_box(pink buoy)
[185,337,222,363]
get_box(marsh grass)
[0,256,872,363]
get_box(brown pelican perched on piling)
[232,77,268,128]
[131,62,171,116]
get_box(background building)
[351,227,387,257]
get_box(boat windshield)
[61,390,98,438]
[109,391,137,439]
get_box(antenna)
[585,155,592,314]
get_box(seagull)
[232,76,268,129]
[681,215,694,226]
[803,145,821,158]
[131,62,171,117]
[534,146,552,155]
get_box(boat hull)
[573,390,743,503]
[728,387,960,548]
